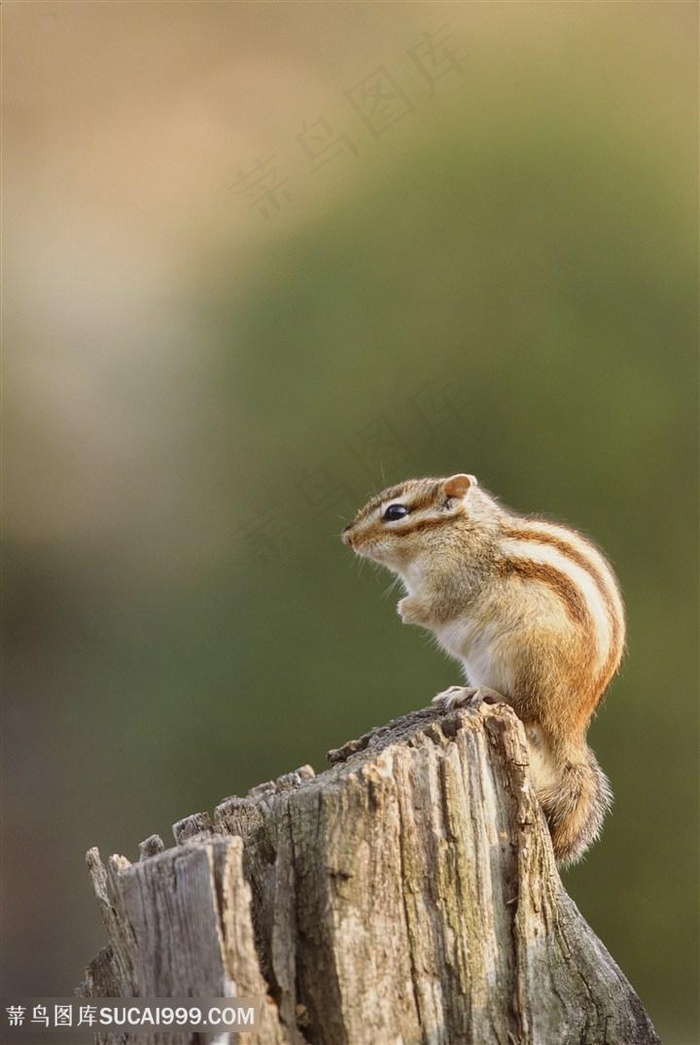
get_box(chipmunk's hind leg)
[432,685,506,711]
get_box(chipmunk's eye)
[383,503,409,521]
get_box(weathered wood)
[80,701,660,1045]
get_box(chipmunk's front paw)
[397,596,430,626]
[432,686,504,711]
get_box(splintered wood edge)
[86,702,529,871]
[79,703,662,1045]
[328,700,528,768]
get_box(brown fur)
[343,474,626,866]
[538,746,612,865]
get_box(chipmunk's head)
[342,473,478,571]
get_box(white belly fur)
[434,618,517,696]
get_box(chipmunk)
[342,474,625,866]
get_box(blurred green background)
[4,3,698,1042]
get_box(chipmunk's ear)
[444,474,477,499]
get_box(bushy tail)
[537,745,613,866]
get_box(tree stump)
[80,701,660,1045]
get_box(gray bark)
[80,701,660,1045]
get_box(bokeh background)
[3,3,698,1042]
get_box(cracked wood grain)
[80,701,659,1045]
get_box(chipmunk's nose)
[341,524,354,546]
